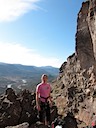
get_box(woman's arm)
[36,87,41,111]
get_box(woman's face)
[42,75,48,82]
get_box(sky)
[0,0,84,68]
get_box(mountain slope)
[0,62,59,94]
[0,63,59,77]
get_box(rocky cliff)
[52,0,96,127]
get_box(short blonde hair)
[41,74,48,80]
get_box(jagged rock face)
[52,0,96,128]
[0,88,38,128]
[52,54,96,127]
[89,0,96,59]
[76,0,96,70]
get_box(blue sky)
[0,0,84,67]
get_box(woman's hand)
[36,104,41,111]
[49,101,53,108]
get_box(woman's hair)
[41,74,48,80]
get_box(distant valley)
[0,62,59,94]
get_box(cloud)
[0,42,61,67]
[0,0,41,22]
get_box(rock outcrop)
[0,88,37,128]
[52,0,96,127]
[76,0,96,70]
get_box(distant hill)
[0,62,59,94]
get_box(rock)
[5,122,29,128]
[0,89,38,128]
[30,121,48,128]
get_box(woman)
[36,74,52,126]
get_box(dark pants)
[39,101,50,123]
